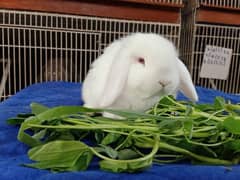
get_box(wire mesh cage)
[0,9,181,101]
[198,0,240,9]
[180,0,240,94]
[122,0,183,4]
[147,0,183,3]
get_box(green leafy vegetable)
[25,140,93,172]
[223,116,240,134]
[101,133,122,145]
[30,102,49,115]
[7,97,240,173]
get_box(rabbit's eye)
[137,57,145,66]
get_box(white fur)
[82,33,198,118]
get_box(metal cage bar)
[147,0,183,3]
[181,1,240,94]
[199,0,240,9]
[0,9,181,101]
[122,0,183,4]
[193,24,240,93]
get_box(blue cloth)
[0,82,240,180]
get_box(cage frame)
[0,0,183,23]
[0,5,183,101]
[180,0,240,94]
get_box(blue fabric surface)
[0,81,240,180]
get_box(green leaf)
[103,109,160,120]
[185,105,193,116]
[17,113,35,118]
[95,135,159,173]
[214,97,226,110]
[32,129,47,141]
[95,145,118,159]
[194,104,215,112]
[225,104,240,114]
[118,149,140,160]
[26,140,93,171]
[30,103,49,115]
[18,106,93,147]
[99,157,152,173]
[158,96,176,106]
[7,117,26,125]
[224,140,240,153]
[57,131,75,140]
[7,113,34,125]
[101,133,121,145]
[44,130,75,142]
[94,131,105,144]
[17,120,42,147]
[11,97,240,173]
[183,119,193,139]
[158,119,181,131]
[223,116,240,134]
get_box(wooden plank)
[196,8,240,26]
[200,3,240,12]
[118,0,184,8]
[0,0,181,23]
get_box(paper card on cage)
[200,45,232,80]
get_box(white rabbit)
[82,33,198,118]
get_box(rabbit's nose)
[158,80,170,87]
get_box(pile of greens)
[7,96,240,173]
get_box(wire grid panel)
[198,0,240,9]
[189,24,240,93]
[0,9,181,101]
[142,0,183,4]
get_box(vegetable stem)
[158,141,233,165]
[90,135,159,163]
[11,96,240,173]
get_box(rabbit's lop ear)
[98,44,131,107]
[177,58,198,102]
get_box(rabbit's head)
[83,33,198,109]
[125,33,182,98]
